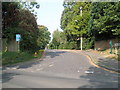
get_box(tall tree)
[89,2,120,41]
[61,2,91,49]
[2,2,41,52]
[52,29,61,49]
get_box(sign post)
[16,34,21,52]
[109,40,112,54]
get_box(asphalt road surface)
[2,50,119,88]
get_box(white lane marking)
[85,70,94,74]
[48,64,54,67]
[11,67,17,70]
[36,68,43,71]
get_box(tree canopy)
[2,2,50,53]
[52,1,120,50]
[89,2,120,41]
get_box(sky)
[35,0,64,39]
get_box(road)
[2,50,119,88]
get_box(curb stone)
[85,53,120,74]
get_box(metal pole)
[18,41,20,53]
[80,7,82,50]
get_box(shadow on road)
[2,72,20,83]
[97,58,120,72]
[2,50,67,83]
[78,66,119,88]
[2,50,66,70]
[45,50,66,58]
[4,60,44,70]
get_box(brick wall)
[94,38,120,50]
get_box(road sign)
[16,34,21,41]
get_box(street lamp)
[80,6,82,50]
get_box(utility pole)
[80,6,82,51]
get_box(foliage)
[48,42,55,49]
[18,9,39,52]
[60,2,120,50]
[60,2,92,49]
[48,29,77,50]
[2,2,50,53]
[2,2,21,31]
[49,29,67,49]
[37,25,51,49]
[89,2,120,41]
[51,29,61,49]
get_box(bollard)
[34,52,37,57]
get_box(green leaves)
[37,25,51,49]
[2,2,48,53]
[89,2,120,40]
[60,2,120,50]
[60,2,92,49]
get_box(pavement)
[75,50,120,73]
[2,49,119,88]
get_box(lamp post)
[80,6,82,50]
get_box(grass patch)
[2,50,44,66]
[97,49,120,61]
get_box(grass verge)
[2,50,44,66]
[97,49,120,61]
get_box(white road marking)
[36,68,43,71]
[48,64,54,67]
[11,67,17,70]
[85,70,94,74]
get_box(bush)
[82,37,94,50]
[63,41,77,49]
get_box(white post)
[81,36,82,51]
[80,7,82,16]
[80,6,82,50]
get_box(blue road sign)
[16,34,21,41]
